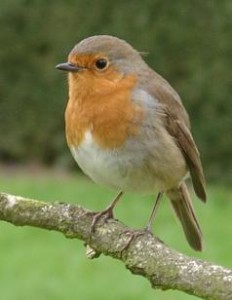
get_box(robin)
[56,35,206,251]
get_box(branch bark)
[0,192,231,300]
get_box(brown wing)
[145,71,207,202]
[166,112,206,202]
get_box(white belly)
[69,89,187,194]
[70,130,162,194]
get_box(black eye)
[95,58,108,70]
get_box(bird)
[56,35,206,251]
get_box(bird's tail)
[166,182,203,251]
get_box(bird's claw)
[88,207,114,233]
[121,228,153,253]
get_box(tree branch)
[0,192,231,300]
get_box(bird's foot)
[91,206,114,231]
[121,227,153,252]
[88,191,123,233]
[87,206,115,233]
[144,224,153,234]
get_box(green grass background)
[0,169,231,300]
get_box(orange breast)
[65,70,144,149]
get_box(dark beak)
[56,62,82,72]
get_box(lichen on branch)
[0,192,231,300]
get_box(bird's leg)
[90,191,123,232]
[120,192,164,253]
[145,191,163,232]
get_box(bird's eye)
[95,58,108,70]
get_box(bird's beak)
[56,62,82,72]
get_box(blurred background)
[0,1,231,300]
